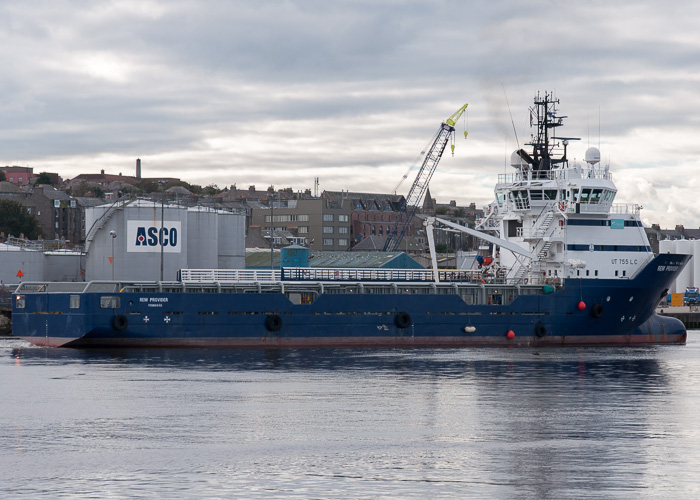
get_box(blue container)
[280,245,310,268]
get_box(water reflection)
[8,344,672,382]
[3,339,698,499]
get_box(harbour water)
[2,335,700,499]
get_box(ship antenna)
[598,105,601,150]
[502,83,520,149]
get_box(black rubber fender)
[535,322,546,338]
[591,303,604,319]
[112,314,128,332]
[394,312,412,329]
[265,314,282,332]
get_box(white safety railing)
[179,269,281,282]
[179,267,490,283]
[282,267,434,282]
[608,203,640,215]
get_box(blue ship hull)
[12,254,690,348]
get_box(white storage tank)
[44,251,83,281]
[84,205,112,242]
[659,240,676,255]
[217,210,246,269]
[659,240,676,292]
[85,200,188,281]
[187,207,219,269]
[0,244,45,283]
[693,240,700,289]
[674,240,693,294]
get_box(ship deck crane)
[383,102,468,252]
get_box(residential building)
[1,166,35,185]
[322,191,428,251]
[251,197,352,252]
[323,191,404,240]
[25,185,82,243]
[0,183,81,243]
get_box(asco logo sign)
[127,220,182,253]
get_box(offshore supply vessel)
[12,92,690,348]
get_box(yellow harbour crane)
[383,102,468,252]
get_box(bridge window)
[510,190,529,210]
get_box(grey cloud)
[2,0,700,226]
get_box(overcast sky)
[2,0,699,227]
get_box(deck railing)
[179,269,281,282]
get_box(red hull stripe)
[20,334,685,349]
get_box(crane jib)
[383,102,468,253]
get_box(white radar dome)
[585,147,601,165]
[510,150,527,168]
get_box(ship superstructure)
[475,92,651,284]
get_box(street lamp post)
[269,194,274,270]
[160,194,165,281]
[109,230,117,280]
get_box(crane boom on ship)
[383,102,468,252]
